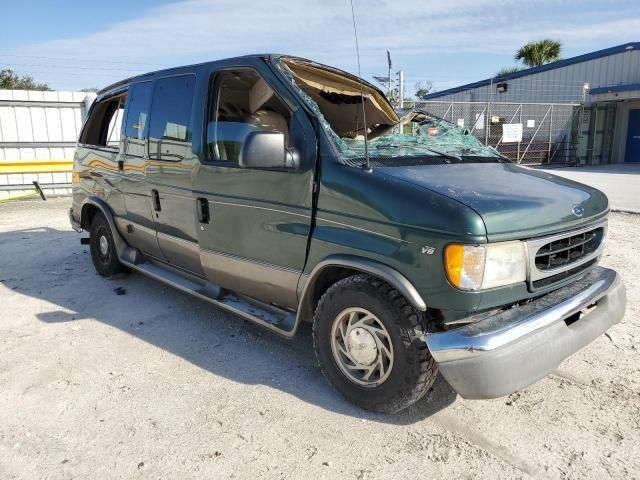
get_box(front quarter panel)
[305,143,489,313]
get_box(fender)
[80,196,139,264]
[296,254,427,325]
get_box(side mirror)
[239,131,299,170]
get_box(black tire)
[89,213,129,277]
[313,274,438,413]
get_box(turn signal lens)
[445,244,486,290]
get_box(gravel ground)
[0,198,638,479]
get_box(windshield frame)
[271,56,504,167]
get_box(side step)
[121,258,298,337]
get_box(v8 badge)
[421,245,436,255]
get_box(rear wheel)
[89,213,128,277]
[313,274,437,413]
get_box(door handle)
[151,189,161,212]
[196,198,210,223]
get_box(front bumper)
[426,266,626,399]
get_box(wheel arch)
[296,254,427,323]
[80,197,128,258]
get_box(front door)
[625,109,640,163]
[193,67,316,309]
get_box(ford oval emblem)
[572,205,584,217]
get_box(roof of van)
[97,53,268,95]
[96,54,381,98]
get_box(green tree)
[495,66,521,77]
[413,81,433,99]
[0,69,51,91]
[515,39,562,67]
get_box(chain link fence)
[413,101,583,165]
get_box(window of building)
[79,93,126,149]
[207,69,291,163]
[124,81,153,157]
[148,75,195,161]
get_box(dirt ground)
[0,198,638,479]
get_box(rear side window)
[148,75,195,161]
[124,82,153,157]
[79,93,126,149]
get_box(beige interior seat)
[244,110,289,145]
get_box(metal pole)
[398,70,404,109]
[387,50,392,98]
[518,106,522,160]
[495,104,521,149]
[443,103,453,121]
[520,105,552,163]
[485,102,490,146]
[469,104,488,134]
[547,104,554,162]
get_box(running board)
[121,258,298,337]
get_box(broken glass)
[274,57,500,165]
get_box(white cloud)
[8,0,640,89]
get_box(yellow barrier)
[0,159,73,174]
[0,190,40,202]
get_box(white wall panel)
[0,106,18,141]
[44,107,63,141]
[15,107,34,142]
[59,108,79,142]
[30,107,48,141]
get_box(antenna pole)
[349,0,371,172]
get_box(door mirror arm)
[285,147,300,170]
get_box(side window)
[79,93,126,149]
[148,75,195,161]
[124,82,153,157]
[207,69,291,163]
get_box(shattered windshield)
[275,57,502,166]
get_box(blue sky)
[1,0,639,93]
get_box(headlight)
[444,241,526,290]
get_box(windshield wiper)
[370,143,462,162]
[423,147,462,162]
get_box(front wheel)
[313,274,437,413]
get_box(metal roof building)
[420,43,640,165]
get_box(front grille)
[532,258,599,289]
[526,221,607,291]
[534,227,604,271]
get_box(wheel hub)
[346,327,377,365]
[99,235,109,256]
[330,307,394,387]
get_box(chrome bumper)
[426,266,626,399]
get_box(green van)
[70,55,626,413]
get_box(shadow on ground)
[0,225,457,424]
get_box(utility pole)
[397,69,404,108]
[387,50,392,97]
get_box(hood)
[378,162,609,241]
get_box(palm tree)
[515,39,562,68]
[495,66,521,77]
